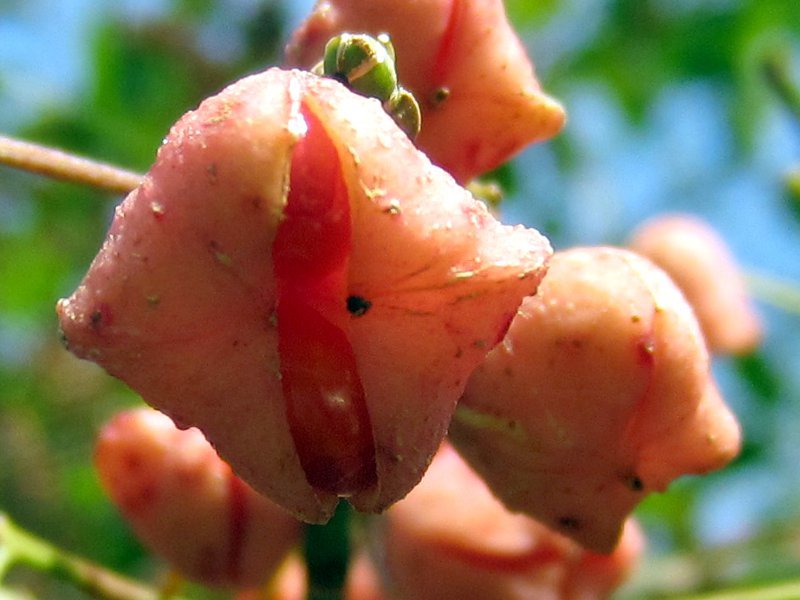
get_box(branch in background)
[0,512,186,600]
[762,47,800,125]
[621,515,800,600]
[745,270,800,317]
[670,580,800,600]
[786,166,800,218]
[0,134,143,195]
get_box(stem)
[671,580,800,600]
[0,512,185,600]
[0,134,142,194]
[745,270,800,316]
[622,516,800,600]
[303,502,351,600]
[0,536,13,582]
[762,48,800,124]
[786,166,800,201]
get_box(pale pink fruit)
[629,214,762,355]
[94,408,301,588]
[255,552,386,600]
[344,552,387,600]
[449,247,741,553]
[250,554,306,600]
[375,443,643,600]
[285,0,566,183]
[58,67,551,523]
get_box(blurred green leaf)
[172,0,215,20]
[241,1,288,68]
[505,0,559,27]
[734,352,782,407]
[89,20,229,169]
[636,479,701,551]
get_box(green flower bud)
[386,86,421,140]
[322,33,398,103]
[318,33,421,140]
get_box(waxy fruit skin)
[377,443,643,600]
[629,213,762,356]
[449,247,741,553]
[57,67,551,524]
[94,408,301,588]
[285,0,566,183]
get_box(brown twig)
[0,134,143,194]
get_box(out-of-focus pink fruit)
[255,551,386,600]
[628,214,762,355]
[373,443,643,600]
[252,554,306,600]
[449,247,741,553]
[285,0,566,183]
[94,408,301,589]
[344,552,387,600]
[58,67,551,524]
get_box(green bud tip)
[318,33,422,140]
[386,87,421,140]
[322,33,398,103]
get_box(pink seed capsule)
[286,0,566,183]
[629,213,762,356]
[450,247,741,553]
[58,67,552,523]
[94,408,301,589]
[373,442,643,600]
[254,551,386,600]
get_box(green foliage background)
[1,1,800,598]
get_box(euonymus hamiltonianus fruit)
[629,214,762,356]
[58,67,551,523]
[450,247,741,553]
[378,442,644,600]
[95,408,301,588]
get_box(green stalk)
[0,512,184,600]
[745,270,800,316]
[303,502,352,600]
[762,48,800,124]
[671,580,800,600]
